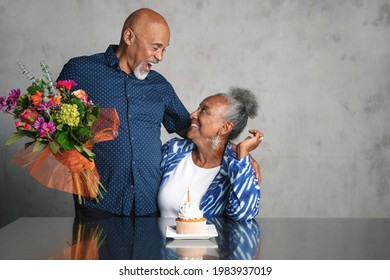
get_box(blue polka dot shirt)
[57,45,190,216]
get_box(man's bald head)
[120,8,170,44]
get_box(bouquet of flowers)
[0,61,119,202]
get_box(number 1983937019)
[212,266,272,276]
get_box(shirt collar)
[104,44,120,67]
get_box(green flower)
[56,104,80,127]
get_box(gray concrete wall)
[1,0,389,228]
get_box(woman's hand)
[231,130,264,183]
[236,130,264,159]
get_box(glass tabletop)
[0,217,389,260]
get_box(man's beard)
[133,62,149,80]
[133,60,158,80]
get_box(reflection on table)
[1,217,389,260]
[56,217,260,260]
[52,217,165,260]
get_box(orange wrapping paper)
[12,108,119,199]
[49,221,103,260]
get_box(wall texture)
[1,0,389,228]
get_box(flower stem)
[17,62,37,84]
[40,61,57,97]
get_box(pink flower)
[15,121,21,127]
[0,96,6,111]
[20,108,39,124]
[0,89,20,112]
[34,117,56,137]
[8,89,21,102]
[24,123,31,130]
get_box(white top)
[158,152,220,218]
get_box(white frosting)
[178,202,203,220]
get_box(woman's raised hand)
[236,129,264,159]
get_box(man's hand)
[176,129,188,139]
[249,154,261,184]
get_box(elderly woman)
[158,87,263,221]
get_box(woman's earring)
[210,135,222,151]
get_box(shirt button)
[130,185,134,189]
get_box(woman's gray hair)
[218,87,258,140]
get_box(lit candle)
[187,186,191,202]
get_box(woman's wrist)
[236,145,249,159]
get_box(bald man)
[58,8,191,218]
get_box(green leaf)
[49,141,61,154]
[71,98,85,115]
[92,106,100,119]
[56,124,64,131]
[26,85,42,95]
[82,146,95,159]
[56,130,75,150]
[74,145,83,153]
[5,132,25,145]
[86,114,98,127]
[72,126,94,143]
[25,141,35,149]
[32,141,47,152]
[74,144,95,161]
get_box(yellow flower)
[56,104,80,127]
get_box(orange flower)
[31,91,43,106]
[50,92,62,105]
[72,90,88,102]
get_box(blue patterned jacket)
[160,138,260,221]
